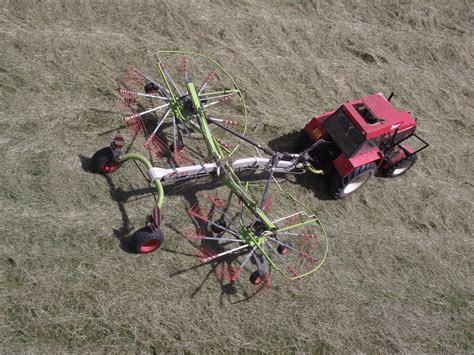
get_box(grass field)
[1,0,473,352]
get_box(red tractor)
[302,92,429,198]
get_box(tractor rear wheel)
[383,154,417,177]
[128,226,165,254]
[328,162,377,199]
[91,147,120,174]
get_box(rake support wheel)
[211,219,227,233]
[249,270,264,285]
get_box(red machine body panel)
[333,147,382,177]
[304,110,333,141]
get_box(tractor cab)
[319,93,416,158]
[303,92,428,198]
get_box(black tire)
[211,219,227,233]
[91,147,119,174]
[277,244,290,255]
[128,226,165,254]
[249,270,263,285]
[328,162,377,199]
[144,82,160,93]
[383,154,418,178]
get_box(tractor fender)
[381,143,415,168]
[333,148,382,177]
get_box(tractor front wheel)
[128,226,165,254]
[383,154,417,178]
[91,147,120,174]
[328,162,376,199]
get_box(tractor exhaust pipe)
[387,92,394,102]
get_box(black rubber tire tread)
[383,154,418,178]
[128,226,165,254]
[91,147,114,174]
[211,219,227,234]
[328,161,377,199]
[249,270,263,285]
[277,243,291,254]
[144,82,160,93]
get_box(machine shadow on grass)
[80,154,266,303]
[80,154,135,252]
[267,130,332,201]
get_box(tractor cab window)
[322,108,365,157]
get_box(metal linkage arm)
[207,117,275,156]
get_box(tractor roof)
[343,93,416,139]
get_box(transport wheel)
[383,154,417,177]
[91,147,120,174]
[328,162,377,199]
[128,226,165,254]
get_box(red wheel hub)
[140,240,160,253]
[100,162,119,173]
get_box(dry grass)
[1,0,473,352]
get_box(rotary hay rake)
[91,50,329,287]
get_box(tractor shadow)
[266,130,333,201]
